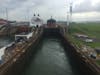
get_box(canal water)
[22,38,84,75]
[0,36,14,60]
[0,36,13,48]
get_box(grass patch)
[69,22,100,48]
[96,60,100,65]
[68,35,84,48]
[69,22,100,38]
[86,42,100,48]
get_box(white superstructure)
[15,32,33,40]
[30,14,43,27]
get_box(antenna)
[34,14,36,16]
[67,12,69,26]
[0,8,2,18]
[27,8,30,22]
[69,2,73,24]
[38,14,40,17]
[51,16,52,19]
[70,2,72,16]
[6,8,8,21]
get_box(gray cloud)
[0,0,27,10]
[0,0,100,21]
[73,0,100,13]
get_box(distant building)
[15,21,30,33]
[84,39,93,43]
[74,33,88,38]
[16,22,29,26]
[9,21,17,26]
[0,19,8,25]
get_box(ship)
[0,15,43,75]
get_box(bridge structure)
[0,23,99,75]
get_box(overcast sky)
[0,0,100,21]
